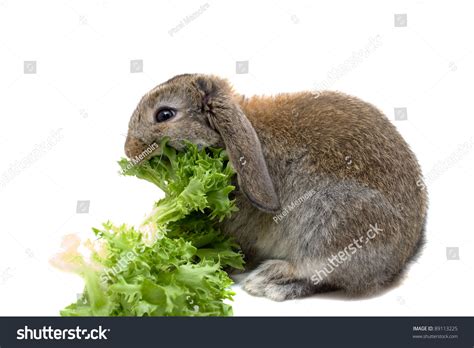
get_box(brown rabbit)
[125,74,427,301]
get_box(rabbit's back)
[239,91,427,221]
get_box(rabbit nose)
[124,135,148,159]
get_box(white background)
[0,0,473,316]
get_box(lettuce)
[52,139,244,316]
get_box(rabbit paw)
[242,260,313,301]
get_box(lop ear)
[194,76,280,213]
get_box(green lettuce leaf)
[54,140,244,316]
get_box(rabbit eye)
[155,108,176,123]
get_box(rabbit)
[125,73,428,301]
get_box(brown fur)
[125,74,428,301]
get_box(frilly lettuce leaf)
[54,140,243,316]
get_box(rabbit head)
[124,73,280,213]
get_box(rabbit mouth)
[126,142,161,164]
[147,144,162,158]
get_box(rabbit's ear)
[195,76,280,213]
